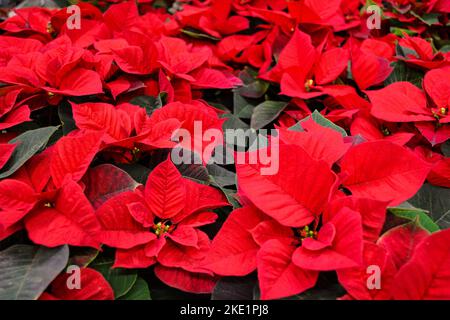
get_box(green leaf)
[129,94,166,115]
[395,43,419,58]
[285,273,345,300]
[289,284,346,300]
[410,11,440,26]
[180,28,219,41]
[207,164,236,188]
[212,275,257,300]
[233,93,255,119]
[119,277,151,300]
[409,184,450,230]
[116,163,152,185]
[92,258,137,299]
[441,140,450,157]
[250,100,287,130]
[58,102,77,135]
[388,203,440,233]
[0,126,58,179]
[222,113,250,130]
[440,45,450,53]
[68,248,99,268]
[385,61,423,88]
[390,27,418,36]
[0,245,69,300]
[235,69,269,99]
[292,110,348,137]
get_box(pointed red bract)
[391,229,450,300]
[340,141,431,206]
[203,206,263,276]
[257,239,318,300]
[236,144,337,227]
[40,268,114,300]
[24,180,102,248]
[145,157,186,219]
[51,131,103,188]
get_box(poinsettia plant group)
[0,0,449,301]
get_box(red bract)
[262,29,350,99]
[339,141,431,205]
[0,89,31,130]
[0,143,15,170]
[40,268,114,300]
[367,67,450,145]
[350,38,393,90]
[390,228,450,299]
[0,0,448,302]
[0,177,102,248]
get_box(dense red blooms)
[96,157,228,293]
[0,0,449,301]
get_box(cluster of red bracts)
[0,0,449,300]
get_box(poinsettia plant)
[0,0,449,301]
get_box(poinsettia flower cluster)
[201,124,445,299]
[0,0,449,301]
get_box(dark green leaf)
[116,163,152,185]
[233,93,255,119]
[395,43,419,58]
[207,164,236,188]
[180,28,219,41]
[0,126,58,179]
[409,184,450,230]
[212,275,257,300]
[119,277,151,300]
[58,102,77,135]
[385,61,423,88]
[92,258,137,299]
[222,113,250,130]
[292,110,348,137]
[0,245,69,300]
[251,101,287,130]
[68,248,99,268]
[410,11,440,26]
[130,94,166,115]
[288,284,346,300]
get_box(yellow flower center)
[152,221,173,237]
[304,79,314,92]
[298,225,317,241]
[46,22,55,34]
